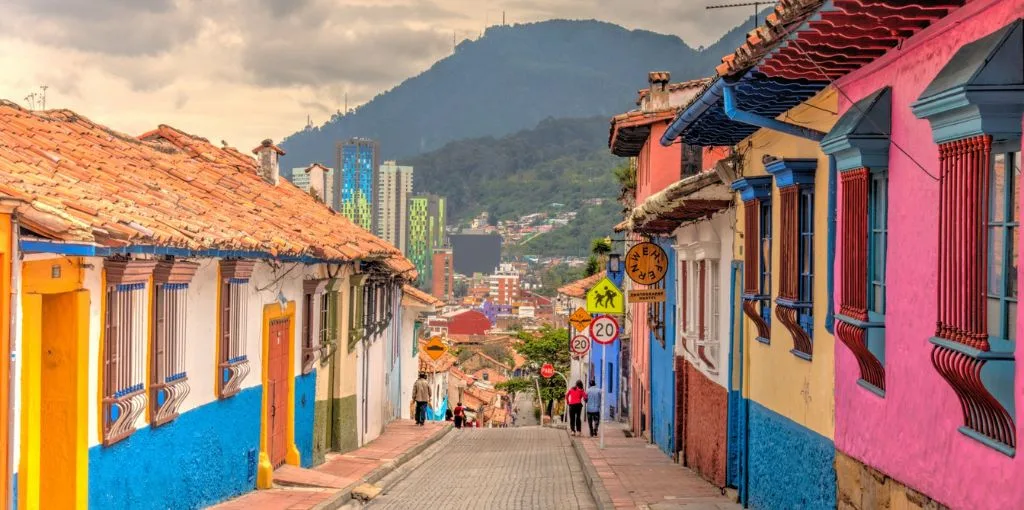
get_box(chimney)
[252,139,285,185]
[305,163,331,203]
[646,71,671,112]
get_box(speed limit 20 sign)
[570,334,591,355]
[589,315,620,345]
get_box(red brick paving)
[210,420,445,510]
[576,423,740,509]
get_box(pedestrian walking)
[413,372,431,426]
[453,402,465,429]
[566,380,586,437]
[586,380,602,437]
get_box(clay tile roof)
[0,103,416,277]
[472,351,511,371]
[472,368,508,385]
[557,271,606,299]
[419,349,457,373]
[402,284,443,308]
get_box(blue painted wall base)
[89,386,262,510]
[650,239,677,457]
[747,401,836,510]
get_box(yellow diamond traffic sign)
[423,336,448,361]
[569,307,592,332]
[586,277,624,314]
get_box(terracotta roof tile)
[402,284,444,308]
[0,103,415,276]
[557,271,606,299]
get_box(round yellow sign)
[625,242,668,285]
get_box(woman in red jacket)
[566,380,586,436]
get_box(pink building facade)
[825,2,1024,508]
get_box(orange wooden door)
[268,317,290,467]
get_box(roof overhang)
[609,110,677,157]
[662,0,965,147]
[625,171,733,235]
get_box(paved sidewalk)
[211,420,447,510]
[574,423,740,510]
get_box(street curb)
[570,436,616,510]
[311,424,453,510]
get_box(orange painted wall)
[636,122,682,203]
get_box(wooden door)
[268,317,290,467]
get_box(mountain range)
[278,17,758,167]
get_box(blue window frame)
[759,200,772,327]
[987,149,1020,350]
[867,170,888,366]
[798,188,814,337]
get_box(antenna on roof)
[24,93,36,110]
[705,1,771,31]
[39,85,48,110]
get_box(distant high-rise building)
[450,233,502,276]
[289,164,334,206]
[488,263,521,306]
[376,161,413,253]
[334,138,379,231]
[431,248,454,303]
[408,194,446,286]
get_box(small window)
[681,144,702,179]
[218,260,255,399]
[102,259,156,446]
[150,260,199,428]
[698,260,721,374]
[867,170,889,367]
[302,279,329,375]
[798,187,815,337]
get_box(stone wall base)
[836,451,949,510]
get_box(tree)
[584,255,600,276]
[510,326,573,417]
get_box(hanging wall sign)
[625,242,669,285]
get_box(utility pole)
[39,85,48,110]
[705,1,771,31]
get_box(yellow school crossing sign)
[585,277,624,314]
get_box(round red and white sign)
[540,363,555,378]
[570,334,591,355]
[589,315,620,345]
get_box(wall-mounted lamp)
[607,253,622,274]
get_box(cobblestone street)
[365,427,596,509]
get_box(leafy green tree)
[508,326,575,417]
[584,255,600,276]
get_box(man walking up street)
[586,380,602,437]
[413,372,432,426]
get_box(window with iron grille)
[302,279,329,375]
[759,200,773,328]
[150,260,199,427]
[102,259,156,446]
[798,187,815,338]
[219,260,255,399]
[697,260,720,374]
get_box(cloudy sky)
[0,0,753,147]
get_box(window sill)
[790,349,812,361]
[836,314,885,329]
[742,293,770,302]
[856,379,886,398]
[776,298,812,309]
[754,336,771,345]
[928,337,1015,361]
[959,426,1016,457]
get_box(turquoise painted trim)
[731,177,772,203]
[295,372,316,468]
[89,386,262,509]
[929,337,1015,361]
[835,314,885,329]
[764,158,817,189]
[820,88,892,172]
[825,156,836,334]
[747,401,836,510]
[960,426,1016,457]
[19,239,358,265]
[722,82,827,142]
[856,379,886,398]
[912,20,1024,144]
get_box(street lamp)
[607,253,622,274]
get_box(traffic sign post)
[423,336,448,361]
[585,277,624,315]
[540,363,555,379]
[569,307,593,332]
[570,334,591,356]
[588,315,620,345]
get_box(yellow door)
[20,288,89,510]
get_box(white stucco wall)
[673,209,735,389]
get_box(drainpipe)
[721,82,827,142]
[6,217,17,510]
